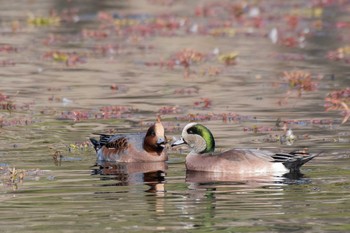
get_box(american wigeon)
[172,122,319,174]
[90,118,167,162]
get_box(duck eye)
[151,131,156,136]
[188,130,193,134]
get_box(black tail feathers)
[90,138,100,152]
[272,150,321,173]
[90,134,112,152]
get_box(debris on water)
[0,44,18,53]
[279,128,296,146]
[51,149,63,166]
[176,112,253,123]
[174,87,199,95]
[1,167,45,191]
[212,48,220,55]
[325,88,350,124]
[37,67,43,73]
[62,98,73,106]
[61,157,83,162]
[43,51,87,66]
[174,48,205,78]
[0,60,16,67]
[27,13,60,26]
[269,28,278,44]
[58,105,136,121]
[276,70,318,105]
[194,98,212,109]
[200,66,222,77]
[327,45,350,64]
[68,141,92,153]
[158,106,183,114]
[218,52,238,65]
[46,176,56,181]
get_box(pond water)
[1,0,350,232]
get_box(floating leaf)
[27,14,60,26]
[269,28,278,44]
[218,52,238,65]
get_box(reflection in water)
[186,170,306,187]
[1,0,349,231]
[180,170,315,231]
[185,170,314,195]
[91,161,167,193]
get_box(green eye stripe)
[187,124,215,153]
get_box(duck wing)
[217,149,319,173]
[217,149,275,162]
[105,136,129,151]
[98,133,146,151]
[90,133,129,153]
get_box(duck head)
[172,122,215,154]
[143,117,166,155]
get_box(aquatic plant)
[0,44,18,53]
[68,141,93,154]
[174,49,205,78]
[194,98,212,109]
[327,46,350,64]
[277,70,318,105]
[58,105,137,121]
[199,66,222,77]
[42,34,67,46]
[0,92,10,102]
[1,167,25,191]
[43,51,87,66]
[158,106,182,114]
[27,13,60,26]
[0,60,16,67]
[175,112,253,122]
[144,48,205,78]
[270,52,305,61]
[173,87,199,95]
[325,88,350,124]
[81,29,110,40]
[52,150,63,166]
[283,70,316,93]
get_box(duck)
[171,122,319,174]
[90,117,167,163]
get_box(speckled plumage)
[90,119,168,163]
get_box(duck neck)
[201,134,215,154]
[196,130,215,154]
[143,140,164,155]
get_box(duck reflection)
[91,161,167,193]
[186,170,308,191]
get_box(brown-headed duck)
[90,118,167,162]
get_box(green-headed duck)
[172,122,319,174]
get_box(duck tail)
[90,133,113,152]
[97,134,111,146]
[272,150,321,173]
[90,138,100,152]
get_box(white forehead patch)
[154,122,165,137]
[182,122,197,137]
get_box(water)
[1,0,350,232]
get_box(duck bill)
[171,137,187,147]
[157,137,166,148]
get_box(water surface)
[1,0,350,232]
